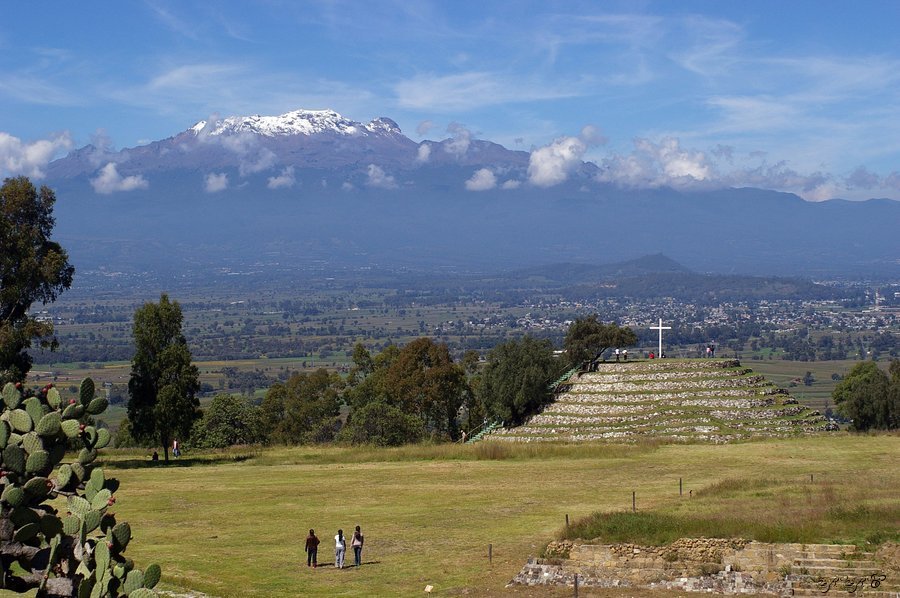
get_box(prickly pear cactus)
[0,379,161,597]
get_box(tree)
[564,315,637,367]
[190,394,265,448]
[0,177,74,385]
[832,361,899,431]
[259,369,342,444]
[339,400,424,446]
[381,338,468,440]
[479,336,562,426]
[127,294,200,461]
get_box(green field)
[24,434,894,597]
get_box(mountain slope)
[41,109,900,278]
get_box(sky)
[3,0,900,200]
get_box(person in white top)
[334,529,346,568]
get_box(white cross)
[650,318,671,357]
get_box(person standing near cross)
[650,318,671,359]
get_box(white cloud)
[527,136,587,187]
[267,166,296,189]
[0,131,73,178]
[465,168,497,191]
[416,144,432,163]
[416,120,435,136]
[341,181,355,191]
[205,172,228,193]
[91,163,149,194]
[501,179,521,189]
[444,123,471,157]
[596,137,712,188]
[365,164,396,189]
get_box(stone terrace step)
[488,358,833,443]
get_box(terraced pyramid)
[489,359,836,443]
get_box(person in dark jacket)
[305,529,320,567]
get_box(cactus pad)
[96,427,112,449]
[13,521,40,542]
[78,447,98,465]
[122,570,144,594]
[36,411,62,436]
[23,396,45,427]
[142,564,161,589]
[2,382,20,409]
[25,449,50,474]
[61,418,81,438]
[23,431,44,454]
[2,485,26,507]
[87,397,109,415]
[80,378,95,405]
[23,476,52,498]
[68,495,91,516]
[3,443,26,475]
[84,509,102,533]
[9,408,33,433]
[112,521,132,550]
[91,489,112,511]
[0,420,8,449]
[47,386,62,408]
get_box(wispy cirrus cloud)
[395,71,577,111]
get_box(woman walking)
[305,529,319,568]
[351,525,365,567]
[334,529,346,569]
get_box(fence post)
[488,543,492,564]
[632,491,636,512]
[566,513,569,528]
[679,477,683,496]
[574,573,579,597]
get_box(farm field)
[41,434,899,597]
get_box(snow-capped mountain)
[189,109,403,138]
[46,108,529,179]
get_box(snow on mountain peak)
[189,109,402,138]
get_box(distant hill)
[42,109,900,279]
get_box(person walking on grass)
[335,529,346,568]
[351,525,364,567]
[305,529,319,568]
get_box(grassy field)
[16,434,890,598]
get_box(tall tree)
[479,336,562,426]
[127,294,200,460]
[564,315,637,367]
[0,177,74,384]
[259,368,343,443]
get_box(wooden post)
[679,477,683,496]
[574,573,579,597]
[810,473,814,482]
[565,514,569,528]
[488,543,492,564]
[632,491,636,512]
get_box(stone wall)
[511,540,899,595]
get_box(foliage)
[338,400,424,446]
[190,394,265,449]
[0,378,160,596]
[344,339,469,441]
[259,369,342,444]
[833,360,900,430]
[0,177,74,385]
[126,295,200,461]
[478,336,562,426]
[564,314,637,367]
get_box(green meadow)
[20,434,892,597]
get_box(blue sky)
[3,0,900,200]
